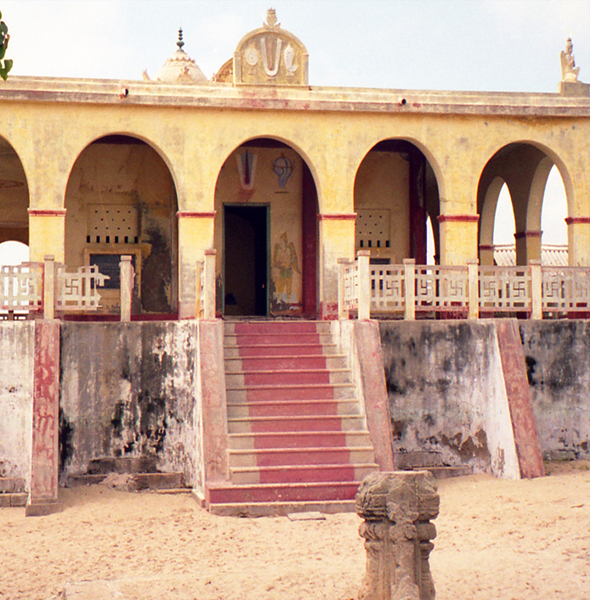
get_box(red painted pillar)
[26,320,61,516]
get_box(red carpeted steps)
[205,321,380,516]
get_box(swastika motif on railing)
[56,265,109,311]
[0,263,43,315]
[478,266,530,312]
[542,267,590,312]
[415,265,468,311]
[371,266,404,312]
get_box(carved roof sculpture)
[232,9,309,87]
[560,37,580,83]
[154,28,208,84]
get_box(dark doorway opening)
[224,204,269,316]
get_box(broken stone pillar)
[356,471,440,600]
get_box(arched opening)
[214,138,319,317]
[478,143,569,266]
[492,183,517,265]
[353,140,440,266]
[0,240,29,266]
[0,137,29,246]
[64,135,179,316]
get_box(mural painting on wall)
[272,231,300,312]
[273,154,293,188]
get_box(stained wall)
[59,322,201,488]
[0,322,34,486]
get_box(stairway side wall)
[60,322,201,487]
[520,321,590,460]
[379,320,520,476]
[0,322,34,487]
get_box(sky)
[0,0,588,260]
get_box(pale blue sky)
[0,0,587,257]
[1,0,588,91]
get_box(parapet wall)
[60,322,202,488]
[0,322,34,485]
[380,320,590,474]
[520,320,590,460]
[379,320,518,476]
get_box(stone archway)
[64,135,179,316]
[478,143,569,266]
[354,140,441,265]
[0,137,29,247]
[214,138,319,317]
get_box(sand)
[1,461,589,600]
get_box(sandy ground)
[1,462,589,600]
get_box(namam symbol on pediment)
[233,8,308,86]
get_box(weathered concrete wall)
[60,322,200,487]
[379,320,519,476]
[0,322,34,487]
[520,320,590,460]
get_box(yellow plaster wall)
[0,93,589,312]
[354,151,410,263]
[214,145,303,313]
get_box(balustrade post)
[467,259,479,320]
[195,260,203,319]
[530,259,542,320]
[203,249,217,320]
[337,258,348,320]
[119,255,134,322]
[357,250,371,320]
[43,255,55,320]
[403,258,416,320]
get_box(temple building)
[1,11,589,516]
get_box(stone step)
[208,499,356,517]
[0,477,26,494]
[227,398,361,418]
[224,354,347,372]
[66,472,185,490]
[226,382,356,401]
[206,480,361,506]
[228,414,366,433]
[225,333,329,346]
[224,343,338,358]
[227,321,331,335]
[229,446,376,468]
[225,369,352,387]
[0,493,28,508]
[395,451,445,470]
[230,462,378,485]
[229,430,373,450]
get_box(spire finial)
[177,28,184,50]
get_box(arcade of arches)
[0,15,588,319]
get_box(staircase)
[205,320,380,516]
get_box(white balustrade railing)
[478,266,531,313]
[0,262,43,317]
[339,256,590,320]
[0,256,111,319]
[541,267,590,313]
[56,264,109,311]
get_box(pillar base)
[25,498,62,517]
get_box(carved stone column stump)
[356,471,440,600]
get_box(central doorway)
[223,204,269,316]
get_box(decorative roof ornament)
[264,8,280,30]
[231,9,308,87]
[153,28,208,84]
[560,37,580,82]
[558,36,589,98]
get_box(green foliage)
[0,10,13,81]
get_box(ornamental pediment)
[233,9,308,87]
